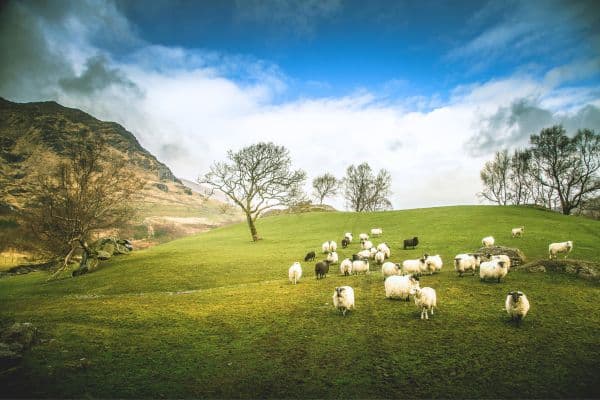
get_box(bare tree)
[200,142,306,241]
[21,135,143,278]
[508,149,533,205]
[312,173,338,205]
[530,126,600,215]
[479,149,511,205]
[343,163,392,212]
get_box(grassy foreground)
[1,205,599,398]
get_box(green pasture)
[1,205,599,398]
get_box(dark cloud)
[466,99,600,156]
[59,55,139,95]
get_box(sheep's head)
[498,261,506,269]
[409,287,421,296]
[335,287,345,297]
[509,291,523,303]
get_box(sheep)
[357,249,372,259]
[322,241,331,253]
[377,243,391,258]
[410,287,437,320]
[385,275,420,301]
[351,259,370,275]
[340,258,353,276]
[479,260,508,283]
[359,233,369,241]
[370,247,378,258]
[315,260,331,279]
[329,241,337,252]
[511,226,524,238]
[326,251,339,265]
[288,262,302,285]
[549,241,573,259]
[341,238,350,248]
[351,253,361,261]
[505,291,530,325]
[381,262,401,279]
[344,232,353,243]
[454,253,480,277]
[374,251,386,265]
[482,236,495,247]
[304,251,316,262]
[403,236,419,249]
[423,254,443,274]
[333,286,355,316]
[402,257,426,275]
[370,228,383,237]
[491,254,511,270]
[361,240,374,250]
[321,240,337,253]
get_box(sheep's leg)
[424,308,429,320]
[342,308,347,316]
[431,307,434,315]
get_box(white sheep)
[327,251,339,265]
[505,291,530,324]
[359,233,369,241]
[322,241,331,253]
[482,236,495,247]
[351,259,370,275]
[374,251,386,265]
[377,243,391,258]
[333,286,355,316]
[344,232,353,243]
[548,241,573,259]
[410,287,437,320]
[361,240,374,250]
[385,275,420,301]
[357,249,371,259]
[423,254,443,274]
[381,262,401,279]
[369,247,378,258]
[491,254,511,270]
[511,226,524,238]
[479,260,508,283]
[370,228,383,237]
[329,241,337,252]
[340,258,353,276]
[402,257,426,275]
[288,262,302,285]
[454,253,480,277]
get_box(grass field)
[1,205,599,398]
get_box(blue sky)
[1,0,599,209]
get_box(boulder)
[1,322,37,350]
[518,259,600,282]
[476,245,527,267]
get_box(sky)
[1,0,599,210]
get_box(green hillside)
[1,205,599,398]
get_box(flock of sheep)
[287,226,575,324]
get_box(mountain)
[0,97,242,250]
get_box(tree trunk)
[246,213,260,241]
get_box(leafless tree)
[479,149,511,205]
[343,163,392,212]
[21,135,143,278]
[312,173,338,205]
[199,142,306,241]
[508,149,533,205]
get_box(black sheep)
[304,251,316,261]
[341,238,350,248]
[315,260,331,279]
[403,236,419,250]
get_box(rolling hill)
[0,205,598,398]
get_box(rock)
[476,245,527,267]
[517,259,599,282]
[1,322,37,349]
[154,182,169,192]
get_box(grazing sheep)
[357,249,372,259]
[344,232,353,243]
[549,241,573,259]
[288,262,302,285]
[361,240,374,250]
[374,251,386,265]
[322,240,337,253]
[359,233,369,241]
[482,236,495,247]
[385,275,420,301]
[370,228,383,237]
[352,253,361,261]
[327,251,339,265]
[304,251,316,262]
[402,257,426,275]
[377,243,391,258]
[381,262,401,279]
[340,258,353,276]
[351,259,370,275]
[505,291,530,325]
[479,260,508,283]
[511,226,524,238]
[322,241,331,253]
[423,254,443,274]
[410,287,437,320]
[403,237,419,250]
[454,253,480,277]
[333,286,355,316]
[315,260,331,279]
[491,254,511,271]
[370,247,378,258]
[341,238,350,248]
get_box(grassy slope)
[0,205,599,398]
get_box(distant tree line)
[479,125,600,215]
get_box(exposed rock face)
[476,245,527,267]
[518,259,599,282]
[0,322,37,369]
